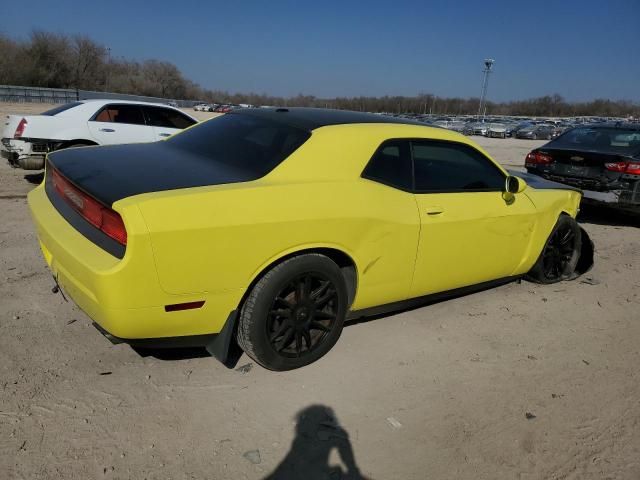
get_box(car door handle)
[425,206,444,215]
[159,133,171,137]
[99,128,115,132]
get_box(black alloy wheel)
[236,254,348,370]
[267,273,339,358]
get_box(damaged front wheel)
[526,215,582,284]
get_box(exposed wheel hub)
[294,305,312,326]
[543,224,576,280]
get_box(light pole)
[477,58,494,122]
[106,47,111,92]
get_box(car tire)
[236,254,348,371]
[526,215,582,284]
[60,141,96,151]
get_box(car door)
[359,141,421,306]
[409,140,537,297]
[87,104,155,145]
[143,106,197,141]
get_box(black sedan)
[525,123,640,211]
[516,124,556,140]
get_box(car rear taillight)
[525,151,553,166]
[605,161,640,175]
[14,118,27,138]
[50,168,127,245]
[604,162,627,172]
[627,162,640,174]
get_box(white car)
[487,123,507,138]
[193,103,209,111]
[1,100,198,170]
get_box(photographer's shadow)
[264,405,369,480]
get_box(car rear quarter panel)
[134,179,421,311]
[9,115,98,145]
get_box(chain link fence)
[0,85,203,108]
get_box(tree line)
[1,31,638,118]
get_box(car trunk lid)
[531,147,636,185]
[47,141,259,207]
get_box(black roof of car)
[233,107,425,130]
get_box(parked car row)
[1,100,198,169]
[380,112,631,140]
[193,103,253,113]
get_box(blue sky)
[2,0,639,101]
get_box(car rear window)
[41,102,83,116]
[166,113,310,177]
[550,127,640,154]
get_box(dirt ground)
[1,103,639,480]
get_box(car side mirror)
[505,175,527,194]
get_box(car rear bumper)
[1,148,18,163]
[2,138,25,165]
[581,188,640,208]
[27,183,243,339]
[2,138,46,169]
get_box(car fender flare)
[206,244,359,368]
[246,243,360,308]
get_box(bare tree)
[72,35,107,90]
[0,30,638,117]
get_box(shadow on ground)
[131,346,211,361]
[131,340,244,368]
[264,404,370,480]
[578,203,639,227]
[24,172,44,185]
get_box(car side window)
[144,107,196,129]
[412,141,504,192]
[93,105,146,126]
[361,141,412,191]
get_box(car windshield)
[41,102,83,116]
[166,113,311,177]
[549,127,640,155]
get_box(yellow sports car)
[28,108,593,370]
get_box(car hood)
[47,141,258,206]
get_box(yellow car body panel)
[28,116,583,342]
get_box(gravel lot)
[1,103,639,480]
